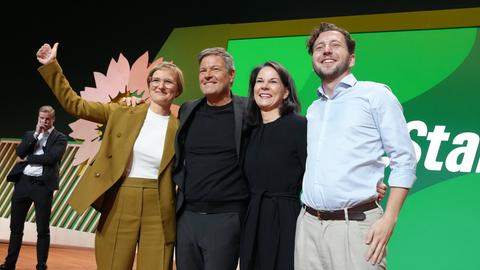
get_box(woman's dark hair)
[244,61,301,130]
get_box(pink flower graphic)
[69,52,179,165]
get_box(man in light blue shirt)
[294,23,417,270]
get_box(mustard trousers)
[95,177,174,270]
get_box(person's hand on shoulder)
[120,96,144,107]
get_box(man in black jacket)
[1,105,67,270]
[173,47,249,270]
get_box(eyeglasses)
[150,77,176,87]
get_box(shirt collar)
[41,126,55,137]
[316,73,358,99]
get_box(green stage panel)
[226,27,480,270]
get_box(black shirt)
[184,101,248,210]
[241,113,307,270]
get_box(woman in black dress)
[240,61,306,270]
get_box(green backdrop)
[227,27,480,269]
[155,9,480,268]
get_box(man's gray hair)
[197,47,235,72]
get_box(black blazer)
[173,94,247,213]
[7,129,68,191]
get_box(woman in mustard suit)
[36,43,182,270]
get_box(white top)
[128,108,169,179]
[23,126,55,176]
[301,74,417,210]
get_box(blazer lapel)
[174,99,203,169]
[232,95,244,157]
[124,104,150,148]
[158,114,179,175]
[178,99,203,133]
[44,129,58,151]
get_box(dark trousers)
[175,210,243,270]
[4,174,53,270]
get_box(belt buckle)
[349,212,367,221]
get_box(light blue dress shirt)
[301,74,416,210]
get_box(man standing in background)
[1,105,67,270]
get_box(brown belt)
[304,201,378,221]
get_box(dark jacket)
[7,129,68,191]
[173,94,247,213]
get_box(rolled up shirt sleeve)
[371,86,417,188]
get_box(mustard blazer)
[38,60,177,243]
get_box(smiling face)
[312,30,355,82]
[198,55,234,99]
[148,68,179,107]
[253,66,289,114]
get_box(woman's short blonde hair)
[147,62,184,97]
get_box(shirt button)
[116,133,121,138]
[95,172,101,177]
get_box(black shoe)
[0,263,14,270]
[36,262,47,270]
